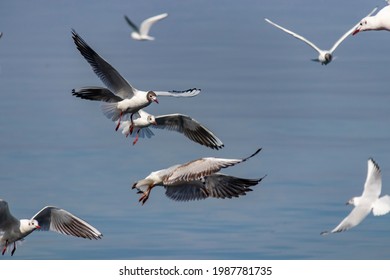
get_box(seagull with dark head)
[71,30,200,130]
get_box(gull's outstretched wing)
[164,148,262,185]
[0,200,19,232]
[72,86,123,102]
[124,15,140,33]
[362,158,382,199]
[321,204,371,235]
[265,18,322,54]
[154,88,201,97]
[164,174,264,201]
[154,114,224,150]
[139,13,168,36]
[32,206,102,240]
[71,29,135,99]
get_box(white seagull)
[124,13,168,41]
[265,7,378,65]
[132,148,264,204]
[0,199,102,256]
[71,30,200,130]
[353,1,390,35]
[321,158,390,235]
[119,109,224,149]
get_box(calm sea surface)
[1,0,390,259]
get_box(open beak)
[153,98,159,104]
[352,28,360,36]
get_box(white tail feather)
[101,103,121,121]
[372,195,390,216]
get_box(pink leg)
[132,130,140,145]
[139,188,151,205]
[129,123,134,135]
[2,240,8,255]
[115,111,123,131]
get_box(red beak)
[36,225,41,229]
[352,29,360,36]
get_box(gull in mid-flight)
[118,108,224,149]
[321,158,390,235]
[71,30,200,130]
[265,7,378,65]
[353,1,390,35]
[124,13,168,41]
[0,199,102,256]
[132,148,264,204]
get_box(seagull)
[353,1,390,35]
[71,30,200,130]
[0,199,102,256]
[321,158,390,235]
[265,7,378,65]
[124,13,168,41]
[119,108,224,149]
[132,148,264,204]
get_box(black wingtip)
[243,148,262,162]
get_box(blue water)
[1,0,390,259]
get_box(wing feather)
[139,13,168,36]
[322,205,371,235]
[154,114,224,150]
[124,15,140,33]
[72,86,122,102]
[0,199,19,231]
[265,18,322,54]
[164,174,264,201]
[71,29,135,99]
[32,206,102,240]
[164,148,261,185]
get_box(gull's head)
[347,197,360,206]
[147,115,157,125]
[132,178,155,190]
[319,53,332,65]
[324,53,332,65]
[353,18,370,35]
[147,91,159,104]
[20,219,41,234]
[29,219,41,230]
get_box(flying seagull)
[265,7,378,65]
[0,199,102,256]
[132,148,264,204]
[124,13,168,41]
[321,158,390,235]
[119,108,224,149]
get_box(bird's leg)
[11,242,16,256]
[115,111,123,131]
[129,123,134,135]
[132,129,141,145]
[2,240,8,255]
[139,185,153,205]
